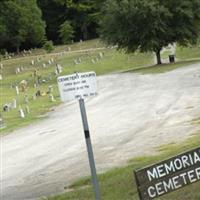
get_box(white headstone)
[19,107,25,118]
[31,60,35,65]
[15,86,19,95]
[12,98,17,109]
[0,74,2,80]
[50,94,56,102]
[99,52,103,58]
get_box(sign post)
[134,147,200,200]
[57,71,101,200]
[79,98,101,200]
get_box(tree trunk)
[82,24,88,40]
[16,45,20,54]
[156,49,162,65]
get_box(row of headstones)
[3,90,56,118]
[15,57,55,75]
[73,52,104,65]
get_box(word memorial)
[134,147,200,200]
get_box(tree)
[37,0,105,42]
[100,0,200,65]
[0,0,45,53]
[58,20,74,44]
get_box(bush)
[43,40,54,53]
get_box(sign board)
[134,147,200,200]
[57,71,101,199]
[57,72,97,102]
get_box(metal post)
[79,98,101,200]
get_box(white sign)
[57,72,97,102]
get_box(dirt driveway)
[1,63,200,200]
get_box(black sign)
[134,147,200,200]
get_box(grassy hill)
[0,39,200,133]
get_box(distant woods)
[0,0,199,58]
[0,0,104,53]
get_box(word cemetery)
[135,147,200,200]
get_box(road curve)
[1,63,200,200]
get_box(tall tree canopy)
[0,0,45,52]
[37,0,104,43]
[100,0,200,64]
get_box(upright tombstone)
[55,64,62,75]
[31,60,35,65]
[15,85,19,95]
[12,98,17,109]
[0,63,3,69]
[0,74,2,80]
[99,52,104,59]
[43,63,46,68]
[49,94,56,102]
[19,107,25,118]
[20,80,28,92]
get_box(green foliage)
[0,0,45,52]
[100,0,200,64]
[37,0,105,42]
[58,21,74,44]
[43,40,54,53]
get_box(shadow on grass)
[124,59,200,75]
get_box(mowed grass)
[43,128,200,200]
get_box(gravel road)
[1,63,200,200]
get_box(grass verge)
[44,127,200,200]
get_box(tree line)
[0,0,200,65]
[0,0,104,53]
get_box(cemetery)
[0,39,200,200]
[1,1,200,200]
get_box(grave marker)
[19,107,25,118]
